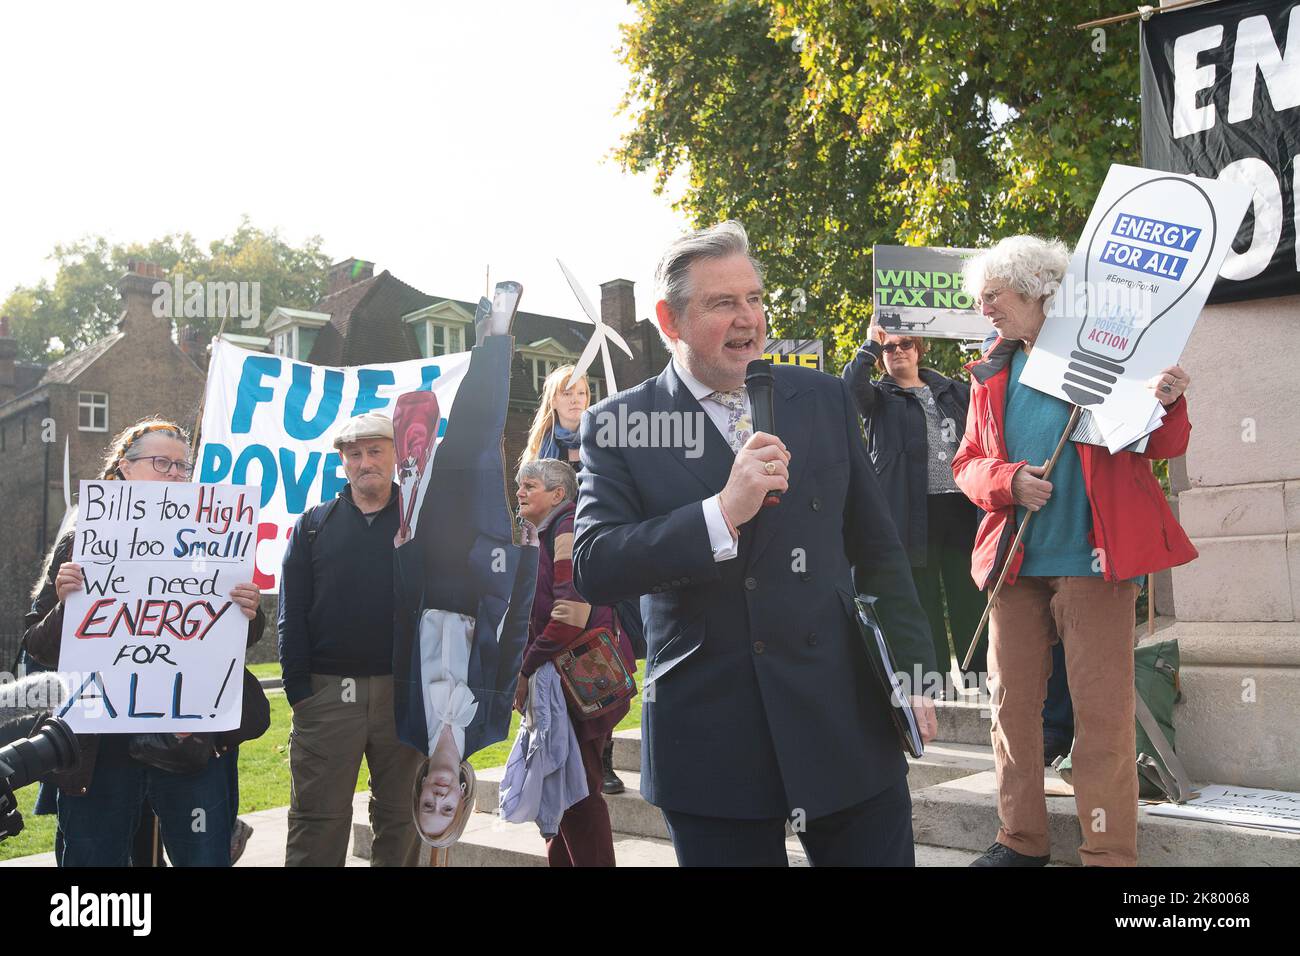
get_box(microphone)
[744,359,781,508]
[0,671,69,724]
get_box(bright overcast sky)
[1,0,691,326]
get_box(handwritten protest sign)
[197,339,470,591]
[56,480,259,733]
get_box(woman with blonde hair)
[22,418,267,866]
[411,755,477,860]
[521,365,590,468]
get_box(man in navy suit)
[572,221,938,866]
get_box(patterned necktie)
[709,388,752,454]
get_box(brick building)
[0,262,208,665]
[0,257,666,666]
[255,258,666,471]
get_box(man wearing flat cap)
[278,410,424,867]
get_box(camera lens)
[0,717,80,791]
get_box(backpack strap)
[1135,693,1198,804]
[303,496,341,551]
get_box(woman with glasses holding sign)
[21,418,268,867]
[842,327,987,692]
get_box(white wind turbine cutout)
[557,258,633,395]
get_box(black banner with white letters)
[1140,0,1300,303]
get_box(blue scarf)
[538,423,579,462]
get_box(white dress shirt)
[672,359,743,563]
[418,608,479,756]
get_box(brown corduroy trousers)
[987,576,1140,866]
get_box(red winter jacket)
[952,338,1198,589]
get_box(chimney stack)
[327,258,375,295]
[0,316,16,404]
[600,278,663,389]
[117,260,173,337]
[179,325,212,370]
[600,278,636,336]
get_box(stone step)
[352,809,983,866]
[352,742,999,866]
[352,811,772,866]
[611,729,639,772]
[932,698,993,746]
[612,728,993,789]
[478,766,670,840]
[910,770,1300,866]
[612,696,996,762]
[908,741,998,788]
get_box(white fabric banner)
[196,339,470,591]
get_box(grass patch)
[0,665,644,863]
[1,786,57,862]
[247,662,281,681]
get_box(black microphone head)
[745,359,774,387]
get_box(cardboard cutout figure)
[393,391,441,547]
[393,314,537,851]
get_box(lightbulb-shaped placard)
[1062,176,1217,407]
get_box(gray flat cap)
[332,412,394,448]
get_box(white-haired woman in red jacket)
[952,235,1196,869]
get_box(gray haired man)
[573,221,937,866]
[278,412,424,867]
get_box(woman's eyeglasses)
[881,341,916,354]
[125,455,195,477]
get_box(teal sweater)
[1004,348,1098,577]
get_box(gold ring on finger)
[764,460,777,475]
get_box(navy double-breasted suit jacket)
[572,362,935,820]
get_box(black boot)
[969,842,1050,867]
[601,739,624,795]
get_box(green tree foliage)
[617,0,1138,377]
[3,218,331,363]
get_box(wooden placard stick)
[961,404,1083,672]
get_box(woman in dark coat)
[842,327,987,687]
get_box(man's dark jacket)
[572,361,935,821]
[278,483,401,706]
[842,341,974,567]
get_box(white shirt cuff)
[702,495,739,562]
